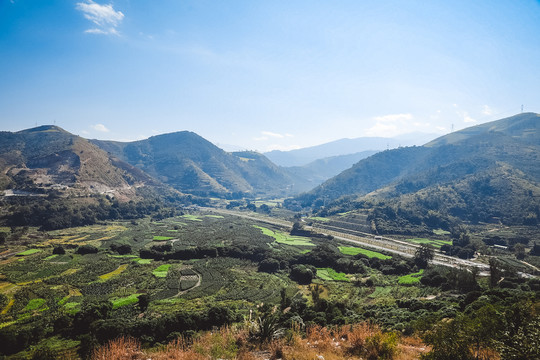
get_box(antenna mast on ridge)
[521,105,524,113]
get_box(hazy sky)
[1,0,539,151]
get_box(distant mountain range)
[2,113,538,231]
[265,133,437,167]
[285,150,378,191]
[292,113,540,227]
[0,126,388,201]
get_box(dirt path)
[518,260,540,273]
[175,270,202,297]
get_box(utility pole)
[521,105,524,113]
[451,123,454,132]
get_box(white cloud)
[92,123,110,132]
[482,105,493,116]
[463,112,477,123]
[76,0,124,35]
[365,113,422,137]
[254,131,294,141]
[373,113,413,123]
[265,144,301,152]
[261,131,293,138]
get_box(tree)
[76,244,98,255]
[138,294,150,312]
[258,204,271,214]
[0,232,7,245]
[290,265,315,284]
[52,246,65,255]
[530,242,540,256]
[513,243,526,260]
[414,244,434,269]
[451,226,471,247]
[258,258,280,273]
[421,315,475,360]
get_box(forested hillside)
[93,132,299,198]
[0,126,189,230]
[290,113,540,228]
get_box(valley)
[0,114,539,359]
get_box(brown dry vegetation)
[92,323,429,360]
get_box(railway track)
[202,208,490,271]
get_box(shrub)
[52,246,65,255]
[290,264,315,284]
[76,244,98,255]
[258,258,280,273]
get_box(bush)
[258,258,280,273]
[290,265,315,284]
[76,245,98,255]
[52,246,65,255]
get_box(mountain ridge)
[290,113,540,227]
[265,132,438,167]
[92,131,299,197]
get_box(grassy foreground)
[93,323,426,360]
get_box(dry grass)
[92,337,145,360]
[93,324,429,360]
[1,297,15,315]
[99,264,129,280]
[398,336,430,360]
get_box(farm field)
[398,269,424,285]
[316,267,349,282]
[338,246,392,259]
[405,237,452,248]
[0,211,538,359]
[253,225,316,247]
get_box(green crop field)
[317,268,349,282]
[24,298,46,311]
[153,264,171,278]
[112,294,141,309]
[308,217,330,222]
[181,214,203,221]
[136,258,153,265]
[0,210,536,359]
[253,225,315,247]
[338,246,391,259]
[153,236,175,241]
[16,249,41,256]
[398,269,424,285]
[433,229,451,235]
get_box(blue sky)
[1,0,539,151]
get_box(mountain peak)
[426,112,539,147]
[17,125,70,134]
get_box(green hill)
[0,125,158,199]
[0,126,185,230]
[93,132,297,197]
[290,113,540,227]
